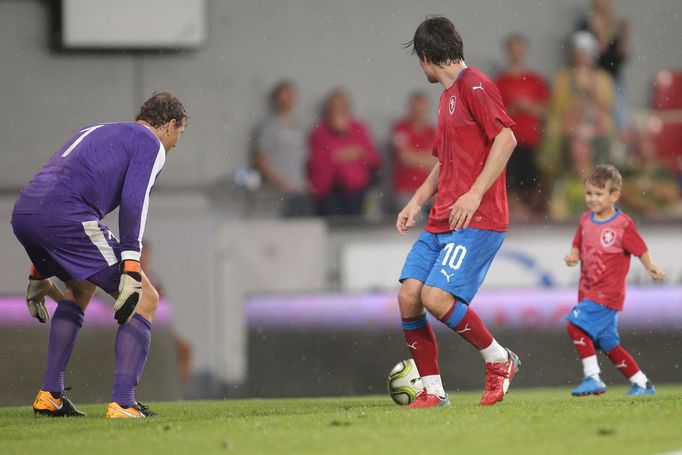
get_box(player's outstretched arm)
[449,127,517,230]
[638,251,666,281]
[564,248,580,267]
[396,162,439,235]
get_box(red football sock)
[566,323,596,359]
[606,345,641,379]
[402,316,439,376]
[452,308,493,350]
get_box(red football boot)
[480,348,521,406]
[405,390,451,409]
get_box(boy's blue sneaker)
[626,381,656,396]
[571,376,607,396]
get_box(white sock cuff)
[480,339,508,363]
[582,355,601,378]
[629,371,648,388]
[421,374,445,397]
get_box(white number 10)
[441,243,467,270]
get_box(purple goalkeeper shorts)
[11,212,121,294]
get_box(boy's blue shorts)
[399,228,505,305]
[567,299,620,352]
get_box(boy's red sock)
[566,323,596,358]
[605,345,641,379]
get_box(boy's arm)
[564,247,580,267]
[622,220,665,281]
[638,251,666,281]
[565,221,582,266]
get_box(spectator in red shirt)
[309,89,382,216]
[391,91,437,211]
[495,33,550,216]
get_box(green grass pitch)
[1,386,682,454]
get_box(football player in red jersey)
[565,164,665,396]
[397,16,520,408]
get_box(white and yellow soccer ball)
[387,359,424,405]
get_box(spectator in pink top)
[309,89,382,216]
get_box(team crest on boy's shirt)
[449,96,456,115]
[600,229,616,248]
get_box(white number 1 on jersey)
[61,125,105,158]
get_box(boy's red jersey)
[426,67,515,233]
[572,210,648,311]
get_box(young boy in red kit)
[564,164,665,396]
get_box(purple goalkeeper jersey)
[13,122,165,261]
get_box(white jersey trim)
[136,141,166,253]
[121,250,142,262]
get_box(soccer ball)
[387,359,423,405]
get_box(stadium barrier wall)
[244,287,682,398]
[0,298,182,407]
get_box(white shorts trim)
[82,220,118,266]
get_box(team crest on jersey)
[600,229,616,248]
[449,96,456,115]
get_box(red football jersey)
[426,67,515,233]
[572,210,648,311]
[392,120,436,193]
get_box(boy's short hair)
[585,164,623,192]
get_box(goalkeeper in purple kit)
[11,92,188,418]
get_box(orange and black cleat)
[104,401,157,419]
[33,389,85,417]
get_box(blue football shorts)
[566,299,620,352]
[399,228,505,305]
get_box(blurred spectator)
[391,91,437,211]
[546,31,614,172]
[548,132,594,220]
[309,89,382,216]
[546,31,616,219]
[254,80,311,217]
[495,33,550,216]
[140,243,193,386]
[577,0,631,133]
[620,131,681,217]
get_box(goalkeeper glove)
[26,268,64,323]
[114,260,143,324]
